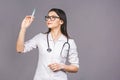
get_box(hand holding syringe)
[21,9,36,29]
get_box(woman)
[16,8,79,80]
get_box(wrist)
[60,64,66,71]
[20,27,27,32]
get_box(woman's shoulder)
[35,32,47,37]
[68,38,75,42]
[33,32,47,39]
[68,38,77,46]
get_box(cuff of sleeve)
[71,64,79,68]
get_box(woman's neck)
[50,29,62,41]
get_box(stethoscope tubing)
[46,33,70,57]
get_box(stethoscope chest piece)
[47,48,52,52]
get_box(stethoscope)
[46,33,70,57]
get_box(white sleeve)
[22,34,41,53]
[68,39,79,68]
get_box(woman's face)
[45,11,63,29]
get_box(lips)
[47,23,52,25]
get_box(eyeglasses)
[45,16,60,21]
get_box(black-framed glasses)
[45,16,60,21]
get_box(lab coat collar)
[48,32,67,41]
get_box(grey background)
[0,0,120,80]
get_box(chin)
[47,26,52,29]
[47,25,54,29]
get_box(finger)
[25,16,34,20]
[52,65,60,71]
[48,64,56,70]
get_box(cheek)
[53,22,59,26]
[54,21,61,26]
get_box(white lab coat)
[23,33,79,80]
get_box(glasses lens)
[45,16,49,21]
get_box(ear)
[60,20,64,25]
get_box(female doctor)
[16,8,79,80]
